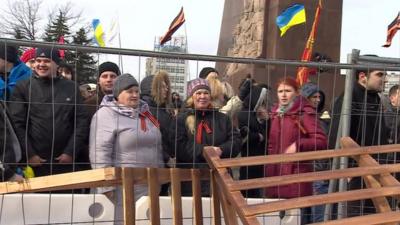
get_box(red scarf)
[139,111,160,132]
[196,120,212,144]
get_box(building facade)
[145,36,189,98]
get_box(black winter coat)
[9,74,89,175]
[172,108,241,196]
[173,109,241,168]
[329,82,388,164]
[141,94,175,158]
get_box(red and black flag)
[160,7,185,46]
[383,12,400,48]
[296,0,322,86]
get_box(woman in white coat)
[89,73,163,224]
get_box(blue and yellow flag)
[276,4,306,37]
[92,19,106,47]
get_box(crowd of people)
[0,44,399,223]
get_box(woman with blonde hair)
[140,71,174,157]
[206,76,243,120]
[173,78,241,196]
[140,70,175,195]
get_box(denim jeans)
[311,180,329,222]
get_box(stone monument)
[216,0,344,106]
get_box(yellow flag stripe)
[280,9,306,36]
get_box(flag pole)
[296,0,322,86]
[116,13,124,73]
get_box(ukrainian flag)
[276,4,306,37]
[92,19,106,47]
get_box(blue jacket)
[0,60,31,100]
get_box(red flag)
[58,36,65,59]
[160,7,185,46]
[383,12,400,48]
[296,0,322,87]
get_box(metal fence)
[1,37,400,224]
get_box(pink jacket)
[265,96,327,198]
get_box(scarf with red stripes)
[195,112,213,144]
[140,110,160,132]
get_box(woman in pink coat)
[265,78,327,223]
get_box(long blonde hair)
[185,94,214,135]
[151,70,171,106]
[206,76,225,108]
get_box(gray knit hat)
[113,73,139,99]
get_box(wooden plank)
[216,144,400,168]
[147,168,160,225]
[170,169,183,225]
[362,174,392,213]
[0,167,121,194]
[229,164,400,191]
[122,168,135,225]
[192,169,203,225]
[311,211,400,225]
[341,138,399,225]
[131,168,210,185]
[218,186,240,225]
[341,137,400,201]
[210,170,222,225]
[244,216,259,225]
[244,186,400,217]
[203,147,256,225]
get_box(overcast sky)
[1,0,400,80]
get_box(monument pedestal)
[216,0,344,107]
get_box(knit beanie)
[187,78,210,96]
[140,75,154,97]
[300,83,319,98]
[20,48,36,63]
[98,61,121,77]
[113,73,139,99]
[35,47,61,64]
[199,67,218,79]
[300,82,325,112]
[0,45,18,64]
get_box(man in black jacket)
[329,68,388,217]
[9,47,89,177]
[330,69,387,149]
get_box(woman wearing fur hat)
[172,78,241,196]
[89,74,163,223]
[265,77,327,224]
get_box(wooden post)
[211,170,222,225]
[192,169,203,225]
[122,168,135,225]
[171,168,183,225]
[148,168,160,225]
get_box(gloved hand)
[239,79,252,101]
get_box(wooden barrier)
[203,137,400,225]
[0,167,214,225]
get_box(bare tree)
[0,0,43,40]
[47,1,83,31]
